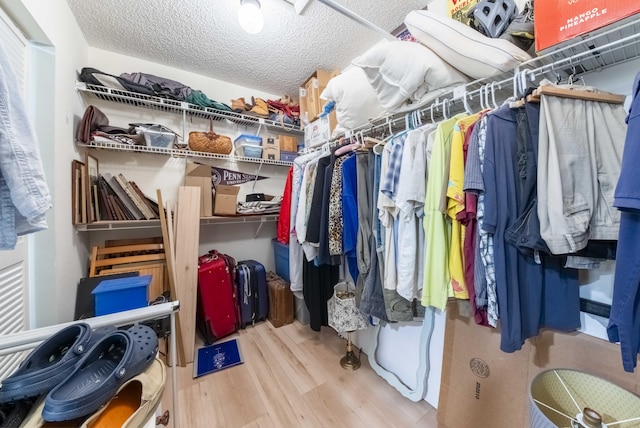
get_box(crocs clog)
[0,323,115,404]
[41,325,158,422]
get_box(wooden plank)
[174,186,201,364]
[166,201,176,266]
[89,245,99,276]
[157,189,187,367]
[92,253,165,268]
[96,243,164,255]
[105,237,163,247]
[536,85,625,104]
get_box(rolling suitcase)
[197,251,239,344]
[266,272,293,328]
[236,260,269,328]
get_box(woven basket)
[188,119,232,154]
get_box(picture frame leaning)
[84,153,99,223]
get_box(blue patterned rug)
[194,339,243,378]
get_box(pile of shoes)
[0,323,164,427]
[231,95,301,126]
[230,96,270,118]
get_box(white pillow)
[320,67,386,130]
[404,10,531,80]
[352,40,470,112]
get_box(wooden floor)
[160,320,437,428]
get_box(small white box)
[304,115,332,148]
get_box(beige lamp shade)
[328,282,368,333]
[529,369,640,428]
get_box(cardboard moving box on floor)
[213,185,239,215]
[437,303,640,428]
[184,163,213,217]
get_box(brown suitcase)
[267,272,294,328]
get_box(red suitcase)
[196,251,239,344]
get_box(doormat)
[193,339,243,378]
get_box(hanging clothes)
[396,126,432,301]
[0,45,51,249]
[341,154,359,282]
[482,105,580,353]
[447,113,482,300]
[290,151,323,292]
[608,70,640,373]
[537,81,626,254]
[276,167,293,244]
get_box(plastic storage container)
[242,144,263,158]
[137,124,176,148]
[272,238,290,282]
[92,275,151,316]
[234,134,262,147]
[280,151,298,162]
[234,134,263,158]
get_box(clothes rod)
[315,0,396,41]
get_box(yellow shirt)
[421,114,467,310]
[446,114,481,300]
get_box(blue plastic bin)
[280,151,298,162]
[242,144,263,158]
[92,275,151,316]
[234,134,262,147]
[272,238,290,283]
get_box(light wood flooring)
[160,320,438,428]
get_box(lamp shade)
[328,282,368,333]
[238,0,264,34]
[530,369,640,427]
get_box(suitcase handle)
[198,252,219,265]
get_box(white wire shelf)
[77,140,295,167]
[313,13,640,145]
[75,214,279,231]
[75,81,304,136]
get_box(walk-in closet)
[2,1,640,427]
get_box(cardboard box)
[184,163,212,217]
[303,111,337,149]
[535,0,640,51]
[213,185,239,216]
[437,303,640,428]
[278,135,298,152]
[263,137,281,161]
[299,69,340,126]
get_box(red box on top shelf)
[535,0,640,51]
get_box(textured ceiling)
[66,0,429,97]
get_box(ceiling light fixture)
[238,0,264,34]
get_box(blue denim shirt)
[0,45,51,250]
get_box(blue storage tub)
[280,151,298,162]
[272,238,290,283]
[92,275,151,316]
[234,134,262,147]
[242,144,263,158]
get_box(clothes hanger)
[372,118,393,155]
[335,134,361,156]
[484,85,492,111]
[491,82,500,110]
[430,103,436,125]
[510,69,530,108]
[479,86,486,111]
[442,99,450,120]
[462,92,473,115]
